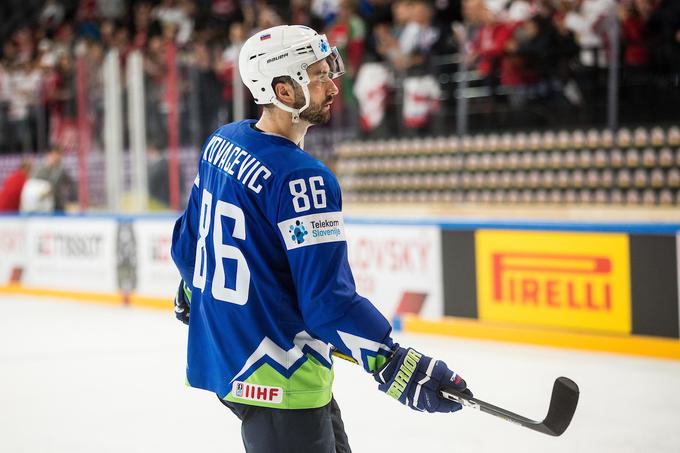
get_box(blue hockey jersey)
[171,120,394,409]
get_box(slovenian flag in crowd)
[260,33,271,41]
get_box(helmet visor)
[326,47,345,79]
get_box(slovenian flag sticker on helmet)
[319,40,329,54]
[260,33,271,41]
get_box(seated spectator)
[0,158,32,212]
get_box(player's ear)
[274,80,295,107]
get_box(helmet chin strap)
[271,82,311,124]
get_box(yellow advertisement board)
[475,230,631,334]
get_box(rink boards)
[1,214,679,359]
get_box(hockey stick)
[440,377,579,436]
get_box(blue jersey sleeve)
[171,175,201,286]
[273,166,394,372]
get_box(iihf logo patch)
[319,40,329,54]
[289,220,308,244]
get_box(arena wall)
[1,214,679,359]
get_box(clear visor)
[326,47,345,79]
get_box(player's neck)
[255,110,310,148]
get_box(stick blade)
[540,377,579,436]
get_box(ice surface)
[1,295,679,453]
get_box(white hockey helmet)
[238,25,345,122]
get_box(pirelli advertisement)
[476,230,631,334]
[442,229,680,339]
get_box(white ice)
[1,295,679,453]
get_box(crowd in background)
[0,0,680,212]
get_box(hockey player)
[171,25,471,453]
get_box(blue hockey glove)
[374,345,471,413]
[174,280,191,325]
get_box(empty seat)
[626,189,640,205]
[521,190,534,203]
[586,169,600,187]
[474,135,487,152]
[586,129,600,148]
[650,169,665,188]
[610,189,624,204]
[507,152,520,169]
[549,189,562,203]
[633,168,648,188]
[557,169,570,188]
[642,189,656,205]
[513,132,528,150]
[571,129,586,149]
[601,129,615,148]
[500,171,513,187]
[634,127,649,147]
[578,190,592,204]
[617,128,632,147]
[512,171,527,188]
[541,170,556,188]
[480,153,493,170]
[528,171,541,188]
[564,150,578,168]
[617,169,632,188]
[521,152,535,169]
[542,130,557,150]
[651,127,666,146]
[535,189,548,203]
[659,189,673,205]
[571,169,585,188]
[473,172,486,189]
[610,148,624,167]
[667,168,680,188]
[487,134,500,152]
[492,153,506,170]
[594,148,608,167]
[578,150,593,168]
[594,189,608,204]
[642,148,657,167]
[549,150,563,168]
[659,147,673,167]
[531,151,546,169]
[465,154,480,170]
[487,171,500,188]
[564,189,577,203]
[625,148,640,167]
[557,130,571,149]
[668,126,680,146]
[501,133,514,151]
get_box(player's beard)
[293,87,332,125]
